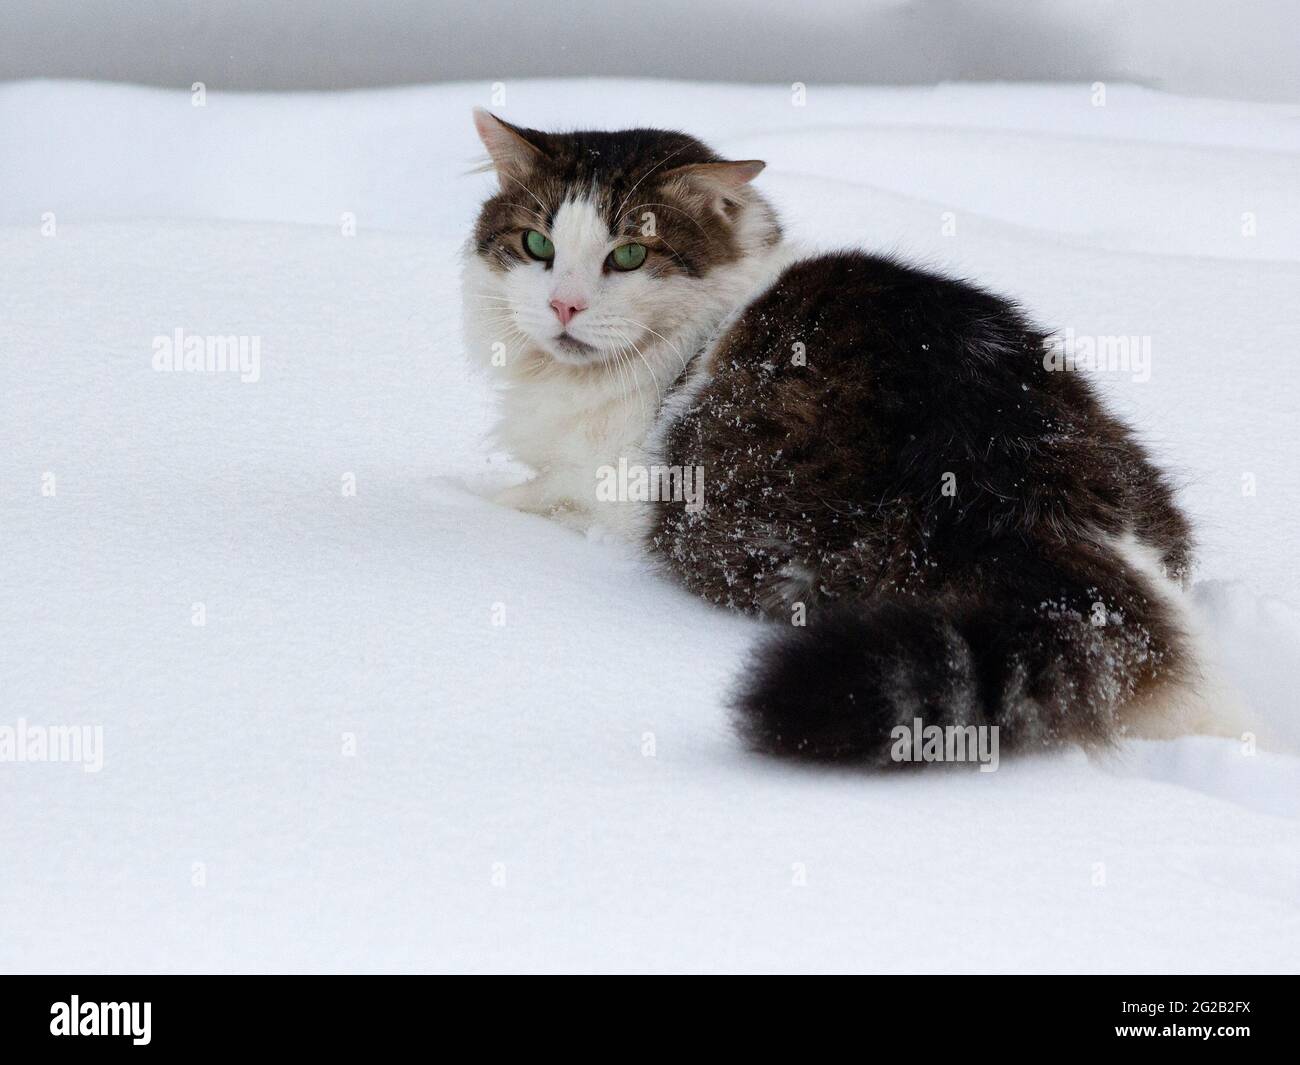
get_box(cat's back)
[662,249,1058,471]
[655,249,1190,586]
[709,249,1049,396]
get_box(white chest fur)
[492,347,669,537]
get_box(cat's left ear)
[663,160,765,214]
[472,108,547,189]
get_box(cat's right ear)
[472,108,546,190]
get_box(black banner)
[1,976,1291,1052]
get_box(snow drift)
[1,78,1297,972]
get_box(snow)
[1,78,1298,973]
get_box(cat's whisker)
[620,330,664,406]
[642,230,692,273]
[622,349,652,425]
[612,315,688,374]
[505,330,545,376]
[477,314,522,330]
[503,175,549,218]
[610,328,657,422]
[608,331,650,423]
[605,335,635,415]
[498,201,549,228]
[613,144,692,223]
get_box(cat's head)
[464,109,780,373]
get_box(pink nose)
[550,297,588,327]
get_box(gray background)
[2,0,1297,102]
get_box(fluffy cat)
[462,109,1218,766]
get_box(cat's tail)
[733,540,1203,766]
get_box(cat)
[462,108,1223,766]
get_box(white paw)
[492,479,553,516]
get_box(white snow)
[1,78,1298,973]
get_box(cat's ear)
[665,160,766,190]
[472,108,546,189]
[662,160,765,214]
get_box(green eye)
[523,230,554,261]
[610,243,648,271]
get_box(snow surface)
[1,78,1298,973]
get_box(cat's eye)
[523,229,554,261]
[609,243,648,271]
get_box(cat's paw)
[492,479,554,516]
[493,480,592,531]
